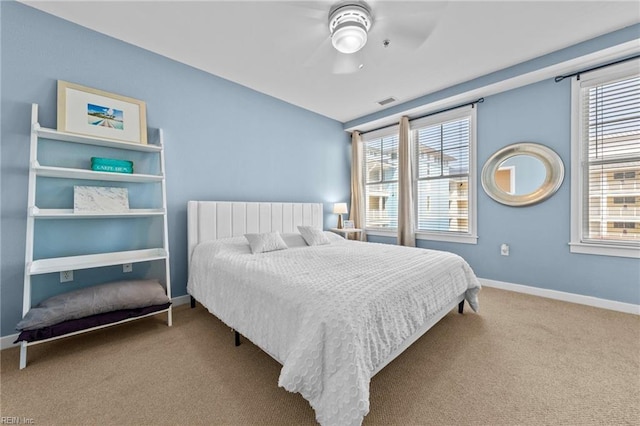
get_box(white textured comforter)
[187,233,480,426]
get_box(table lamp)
[333,203,348,229]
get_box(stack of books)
[90,157,133,174]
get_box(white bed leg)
[19,342,27,369]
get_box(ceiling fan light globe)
[331,24,367,54]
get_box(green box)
[90,157,133,174]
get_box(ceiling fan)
[328,2,373,55]
[299,0,445,74]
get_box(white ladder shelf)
[20,104,172,369]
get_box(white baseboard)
[480,278,640,315]
[171,294,191,306]
[1,294,193,350]
[0,334,19,350]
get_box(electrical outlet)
[123,263,133,273]
[60,270,73,282]
[500,243,510,256]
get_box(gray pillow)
[297,226,330,246]
[17,279,169,331]
[244,232,288,254]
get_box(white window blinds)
[578,65,640,247]
[412,109,473,236]
[363,130,399,229]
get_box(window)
[411,107,477,243]
[613,222,636,229]
[363,127,399,230]
[612,196,637,204]
[614,171,636,180]
[570,60,640,258]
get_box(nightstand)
[329,228,363,239]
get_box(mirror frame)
[481,142,564,207]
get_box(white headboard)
[187,201,324,262]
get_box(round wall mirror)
[481,142,564,207]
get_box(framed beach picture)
[343,220,355,229]
[57,80,147,144]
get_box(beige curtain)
[349,131,366,241]
[397,116,415,247]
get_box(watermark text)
[0,417,35,425]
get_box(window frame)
[362,125,400,235]
[569,60,640,258]
[411,106,478,244]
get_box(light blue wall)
[344,25,640,131]
[0,2,350,337]
[1,3,637,339]
[360,26,640,306]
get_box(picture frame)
[57,80,147,144]
[343,220,355,229]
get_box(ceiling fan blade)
[303,37,333,68]
[375,22,436,50]
[372,1,447,50]
[285,1,330,20]
[332,51,365,75]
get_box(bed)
[187,201,481,426]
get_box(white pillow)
[297,226,330,246]
[244,232,288,254]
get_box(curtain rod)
[554,54,640,83]
[359,97,484,135]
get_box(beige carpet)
[1,287,638,425]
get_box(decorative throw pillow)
[244,232,288,254]
[297,226,330,246]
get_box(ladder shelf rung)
[28,249,168,275]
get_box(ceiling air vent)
[377,97,396,106]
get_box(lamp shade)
[333,203,348,214]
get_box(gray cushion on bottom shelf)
[16,279,170,331]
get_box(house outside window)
[570,60,640,258]
[363,127,399,230]
[411,107,478,244]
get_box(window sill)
[569,242,640,259]
[364,229,479,245]
[365,229,397,238]
[416,232,478,245]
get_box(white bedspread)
[187,234,480,426]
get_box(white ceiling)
[21,1,640,123]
